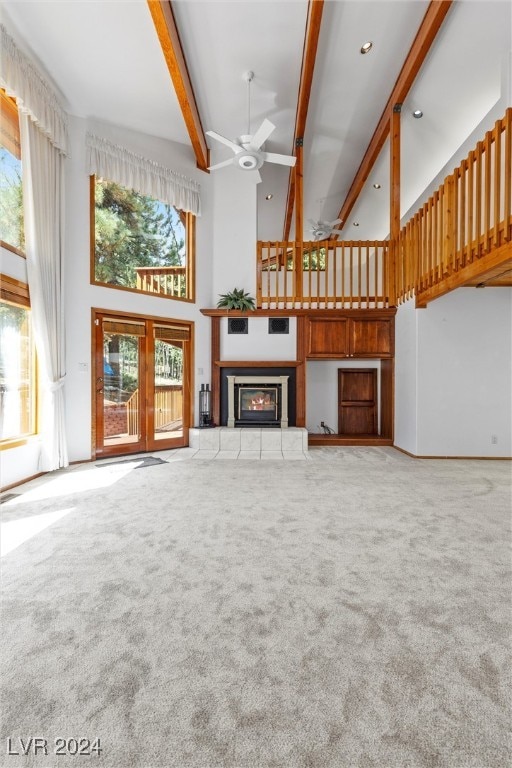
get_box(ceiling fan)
[206,71,296,184]
[308,218,344,240]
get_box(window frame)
[0,274,39,450]
[89,175,196,302]
[0,89,25,257]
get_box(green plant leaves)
[216,288,255,311]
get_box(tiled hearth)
[189,427,309,460]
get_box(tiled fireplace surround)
[189,427,309,458]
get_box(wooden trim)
[393,445,511,460]
[0,89,21,160]
[147,0,209,171]
[283,0,325,240]
[0,273,30,307]
[308,435,394,446]
[214,360,301,368]
[1,471,45,493]
[415,241,512,307]
[380,358,394,441]
[390,107,401,305]
[211,316,221,427]
[336,0,453,229]
[1,240,25,258]
[201,307,397,318]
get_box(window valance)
[86,133,201,216]
[0,24,68,155]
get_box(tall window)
[0,276,36,444]
[91,177,195,301]
[0,89,24,253]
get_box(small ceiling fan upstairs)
[308,219,344,240]
[206,71,296,184]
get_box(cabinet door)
[350,319,393,357]
[307,318,349,357]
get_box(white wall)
[63,116,215,463]
[395,288,512,457]
[394,299,418,455]
[211,169,257,303]
[220,316,297,361]
[306,359,381,434]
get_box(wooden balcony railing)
[125,385,182,435]
[397,108,512,304]
[135,265,186,298]
[257,241,390,309]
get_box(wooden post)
[390,104,401,305]
[294,140,304,305]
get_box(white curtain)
[1,24,69,470]
[86,133,201,216]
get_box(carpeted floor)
[1,448,510,768]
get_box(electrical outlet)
[491,434,498,444]
[78,362,88,372]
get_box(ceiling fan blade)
[208,158,234,171]
[251,170,262,184]
[206,130,242,154]
[249,119,275,150]
[261,152,296,167]
[329,219,342,227]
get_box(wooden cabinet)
[306,313,394,358]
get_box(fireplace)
[227,375,289,428]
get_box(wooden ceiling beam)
[147,0,209,172]
[336,0,453,231]
[283,0,325,240]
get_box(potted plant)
[216,288,256,311]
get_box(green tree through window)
[93,178,193,300]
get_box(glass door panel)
[98,325,145,455]
[153,339,183,442]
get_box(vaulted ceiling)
[3,0,511,242]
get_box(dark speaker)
[268,317,289,334]
[228,317,248,334]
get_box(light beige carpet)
[1,448,510,767]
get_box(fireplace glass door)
[238,386,279,423]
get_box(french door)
[93,310,192,457]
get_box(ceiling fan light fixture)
[360,41,373,54]
[237,151,263,171]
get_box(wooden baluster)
[460,160,466,267]
[341,244,345,308]
[365,243,370,308]
[475,141,483,258]
[256,242,262,308]
[349,244,353,308]
[374,243,378,308]
[467,150,475,261]
[505,108,512,241]
[494,119,502,247]
[357,242,362,308]
[484,130,492,253]
[333,244,338,307]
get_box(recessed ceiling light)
[265,194,273,200]
[412,109,423,119]
[353,221,360,227]
[360,41,373,54]
[373,183,381,189]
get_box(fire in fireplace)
[238,386,279,422]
